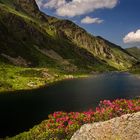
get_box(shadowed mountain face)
[0,0,137,71]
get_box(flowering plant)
[13,99,140,140]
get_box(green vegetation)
[0,63,90,92]
[129,64,140,74]
[0,0,139,92]
[0,60,116,92]
[0,64,54,92]
[126,47,140,60]
[125,47,140,74]
[6,99,140,140]
[0,1,140,139]
[0,0,137,70]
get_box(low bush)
[10,98,140,140]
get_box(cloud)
[123,29,140,44]
[44,0,66,9]
[39,0,118,17]
[81,16,103,24]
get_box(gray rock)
[71,112,140,140]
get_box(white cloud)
[81,16,103,24]
[123,29,140,44]
[39,0,118,17]
[44,0,66,9]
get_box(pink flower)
[43,98,140,137]
[68,120,73,125]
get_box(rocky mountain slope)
[126,47,140,74]
[126,47,140,60]
[0,0,137,71]
[71,112,140,140]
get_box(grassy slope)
[129,62,140,74]
[0,63,88,93]
[126,47,140,60]
[0,0,116,92]
[0,0,138,92]
[0,1,111,70]
[51,20,137,70]
[125,47,140,74]
[0,0,137,70]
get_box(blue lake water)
[0,72,140,137]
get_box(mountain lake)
[0,72,140,137]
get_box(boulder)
[71,112,140,140]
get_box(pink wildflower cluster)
[94,99,140,121]
[36,99,140,139]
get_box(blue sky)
[37,0,140,48]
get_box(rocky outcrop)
[52,20,137,69]
[1,53,30,66]
[71,112,140,140]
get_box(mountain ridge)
[0,0,137,71]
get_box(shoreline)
[0,70,135,94]
[0,73,89,94]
